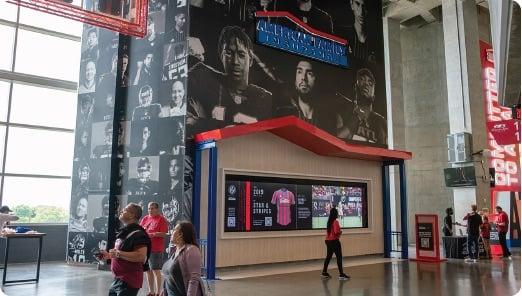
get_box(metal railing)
[389,231,403,258]
[199,239,207,277]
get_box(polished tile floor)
[2,254,520,296]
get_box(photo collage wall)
[68,0,388,262]
[68,0,190,264]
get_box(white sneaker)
[465,258,472,263]
[473,259,478,263]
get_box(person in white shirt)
[0,206,19,230]
[161,80,186,117]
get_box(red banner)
[486,120,521,145]
[480,41,521,192]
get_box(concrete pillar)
[383,17,404,235]
[442,0,490,222]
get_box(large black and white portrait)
[72,162,90,200]
[163,41,187,68]
[130,119,159,156]
[69,197,88,232]
[89,159,111,192]
[160,79,187,117]
[149,0,167,12]
[94,53,117,122]
[117,121,131,158]
[77,94,94,130]
[187,25,272,134]
[127,156,160,196]
[81,26,100,62]
[120,53,130,88]
[160,154,183,195]
[91,121,113,159]
[132,51,156,88]
[74,127,91,162]
[133,16,165,55]
[88,194,109,234]
[131,85,162,121]
[167,9,187,43]
[162,41,188,82]
[159,116,185,155]
[115,159,128,194]
[151,10,167,35]
[78,59,97,94]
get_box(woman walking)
[321,208,350,280]
[161,221,204,296]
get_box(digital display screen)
[224,175,368,232]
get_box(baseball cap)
[0,206,12,213]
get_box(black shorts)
[148,252,164,270]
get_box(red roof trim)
[194,116,412,162]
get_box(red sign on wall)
[480,41,521,192]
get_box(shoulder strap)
[126,229,142,240]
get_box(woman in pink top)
[321,208,350,280]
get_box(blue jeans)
[467,234,479,259]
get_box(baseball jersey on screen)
[271,189,295,226]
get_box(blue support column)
[399,161,409,259]
[192,147,202,238]
[382,164,392,258]
[206,145,218,280]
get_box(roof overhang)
[194,116,412,162]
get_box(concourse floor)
[2,254,520,296]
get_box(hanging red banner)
[6,0,149,38]
[480,40,521,192]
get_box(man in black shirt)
[337,68,387,145]
[291,0,334,34]
[100,203,151,296]
[276,60,338,135]
[443,207,454,236]
[463,204,482,262]
[187,26,272,134]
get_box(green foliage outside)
[11,204,69,223]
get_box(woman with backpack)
[321,207,350,280]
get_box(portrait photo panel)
[187,0,387,147]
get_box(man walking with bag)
[100,203,151,296]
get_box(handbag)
[199,277,212,296]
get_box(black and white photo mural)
[186,0,387,146]
[69,0,190,264]
[69,24,120,264]
[69,0,386,263]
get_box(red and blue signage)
[255,11,349,68]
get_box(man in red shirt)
[140,202,169,296]
[495,206,512,258]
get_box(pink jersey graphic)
[271,188,295,226]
